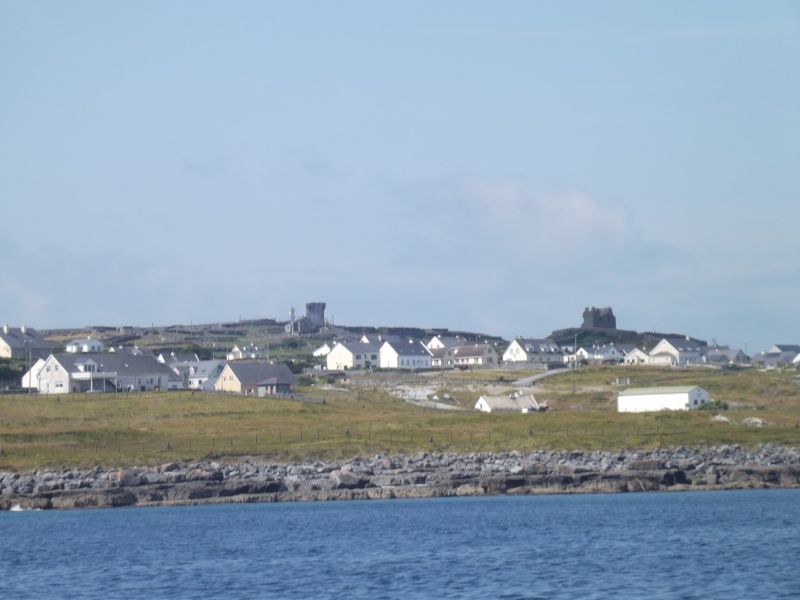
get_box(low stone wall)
[2,444,798,510]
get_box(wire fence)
[2,421,799,463]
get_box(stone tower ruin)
[306,302,326,329]
[582,306,616,330]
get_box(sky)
[1,2,799,353]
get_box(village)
[1,304,799,414]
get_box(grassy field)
[1,365,799,471]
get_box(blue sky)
[1,2,798,353]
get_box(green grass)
[1,365,799,471]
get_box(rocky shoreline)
[2,444,799,510]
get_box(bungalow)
[752,344,800,368]
[502,338,564,366]
[214,362,297,396]
[379,339,432,369]
[703,346,747,365]
[313,343,333,357]
[429,346,457,369]
[326,341,380,370]
[108,345,157,358]
[648,337,705,367]
[617,385,710,413]
[426,335,467,351]
[623,348,651,366]
[453,344,498,368]
[575,344,625,364]
[158,351,200,365]
[0,325,54,360]
[171,359,227,390]
[34,353,183,394]
[21,358,46,390]
[65,337,104,354]
[227,345,268,361]
[475,393,541,413]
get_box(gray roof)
[658,337,704,352]
[771,344,800,353]
[429,336,467,349]
[516,338,562,353]
[428,347,453,359]
[173,359,226,379]
[337,341,380,354]
[161,352,200,365]
[454,344,494,358]
[108,345,157,358]
[381,339,430,356]
[0,326,53,351]
[53,353,178,378]
[226,362,297,386]
[361,334,401,346]
[619,386,704,396]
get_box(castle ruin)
[285,302,327,334]
[582,306,616,330]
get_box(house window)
[356,355,361,359]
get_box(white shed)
[617,385,710,413]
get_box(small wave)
[9,504,39,512]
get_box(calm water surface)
[1,489,799,599]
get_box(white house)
[429,346,457,369]
[617,386,710,413]
[703,346,747,365]
[453,344,499,368]
[649,337,705,366]
[0,325,53,359]
[313,343,333,357]
[379,339,432,369]
[475,393,541,413]
[214,362,297,396]
[158,351,199,365]
[425,335,466,351]
[575,344,625,364]
[34,353,183,394]
[623,348,651,366]
[326,341,380,370]
[21,358,46,390]
[502,338,564,365]
[227,345,268,361]
[65,337,104,354]
[171,359,227,390]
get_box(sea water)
[1,489,799,599]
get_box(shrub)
[698,399,729,411]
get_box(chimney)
[21,325,26,334]
[2,324,7,334]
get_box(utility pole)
[572,333,577,395]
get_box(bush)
[698,399,729,411]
